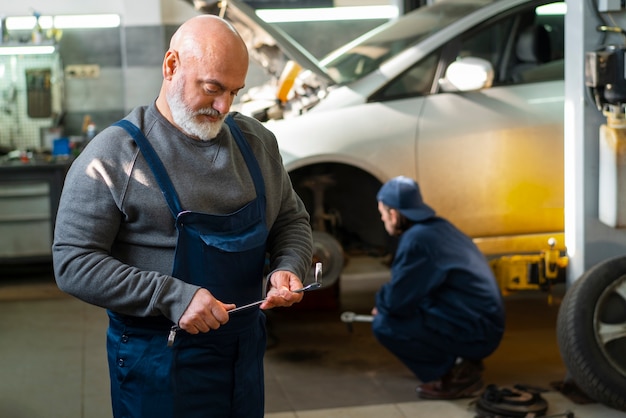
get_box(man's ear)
[389,208,400,224]
[163,50,178,80]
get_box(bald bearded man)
[53,15,313,417]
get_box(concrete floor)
[0,257,625,418]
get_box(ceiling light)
[6,14,120,31]
[0,45,56,55]
[54,14,121,29]
[255,6,399,23]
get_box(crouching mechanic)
[372,176,505,399]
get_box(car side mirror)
[439,57,494,92]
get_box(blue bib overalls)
[107,116,268,418]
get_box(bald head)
[170,15,247,62]
[156,15,249,140]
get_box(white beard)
[167,79,225,141]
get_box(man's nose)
[212,93,233,115]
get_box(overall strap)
[114,115,264,217]
[224,116,266,198]
[113,119,183,218]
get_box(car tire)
[556,255,626,412]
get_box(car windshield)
[320,0,494,84]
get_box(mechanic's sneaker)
[416,359,484,400]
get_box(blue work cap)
[377,176,435,222]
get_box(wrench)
[168,263,322,347]
[229,262,323,314]
[340,311,374,332]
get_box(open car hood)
[183,0,334,85]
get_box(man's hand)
[260,270,304,310]
[178,288,235,334]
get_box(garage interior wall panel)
[121,25,172,113]
[58,27,126,136]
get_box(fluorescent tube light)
[256,5,399,23]
[0,45,56,55]
[6,14,121,30]
[54,14,121,29]
[5,16,39,30]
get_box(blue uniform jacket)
[375,217,505,343]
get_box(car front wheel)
[556,255,626,412]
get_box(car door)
[415,1,565,247]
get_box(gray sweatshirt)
[52,103,313,323]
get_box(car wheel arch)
[288,162,391,258]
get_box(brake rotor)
[309,231,344,287]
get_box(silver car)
[184,4,626,410]
[188,0,565,284]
